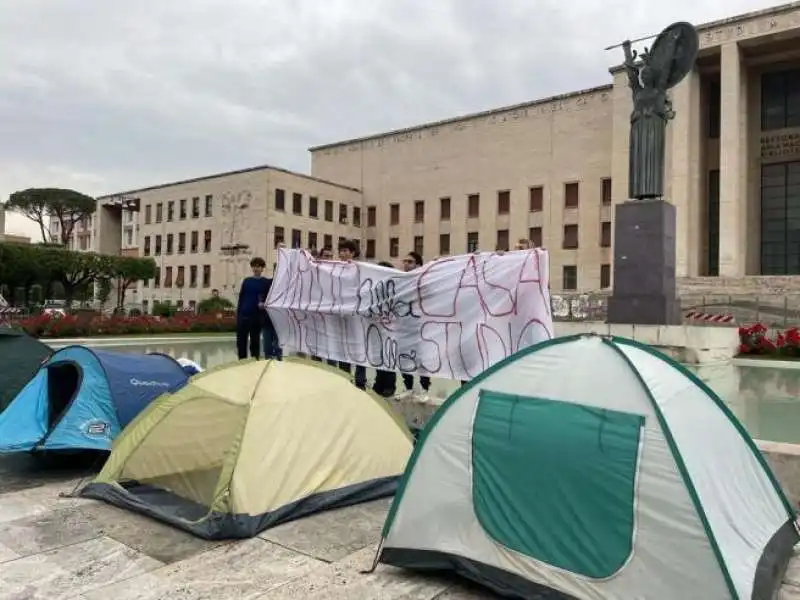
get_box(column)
[718,42,748,277]
[610,69,632,203]
[670,69,703,277]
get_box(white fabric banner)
[266,248,554,380]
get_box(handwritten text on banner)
[266,249,554,380]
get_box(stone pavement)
[2,454,800,599]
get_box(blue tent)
[0,346,189,453]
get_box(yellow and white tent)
[81,358,414,539]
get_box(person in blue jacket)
[236,257,269,360]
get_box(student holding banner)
[399,251,431,398]
[336,239,367,391]
[372,261,400,397]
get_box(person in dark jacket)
[399,251,431,396]
[236,257,269,360]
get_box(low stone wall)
[554,322,740,364]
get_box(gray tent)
[0,329,52,412]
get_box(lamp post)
[220,191,251,297]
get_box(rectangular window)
[439,233,451,255]
[324,200,333,222]
[601,178,612,205]
[339,203,348,224]
[189,265,198,288]
[565,182,579,208]
[167,201,174,221]
[190,230,198,253]
[707,79,721,139]
[563,265,578,290]
[390,203,400,225]
[414,235,424,257]
[760,162,800,275]
[155,234,162,255]
[353,206,361,227]
[367,206,377,226]
[440,197,451,221]
[529,226,543,248]
[144,205,152,224]
[143,236,151,256]
[414,200,425,223]
[497,229,510,251]
[292,193,302,215]
[156,203,163,223]
[366,239,376,258]
[275,188,285,211]
[529,186,543,212]
[154,266,161,288]
[468,194,480,218]
[497,190,510,215]
[203,230,212,253]
[761,69,800,131]
[164,266,173,288]
[192,197,200,218]
[601,221,612,247]
[202,265,211,287]
[563,224,579,249]
[467,231,479,252]
[323,234,333,250]
[389,237,399,257]
[178,232,186,254]
[309,196,319,218]
[204,194,213,217]
[166,233,174,254]
[274,226,285,245]
[179,199,187,219]
[600,264,611,289]
[291,228,302,248]
[308,231,318,250]
[176,266,185,288]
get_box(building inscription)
[700,9,800,49]
[319,89,611,156]
[761,133,800,159]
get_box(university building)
[61,2,800,308]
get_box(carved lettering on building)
[700,11,800,49]
[761,132,800,159]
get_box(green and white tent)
[378,334,798,600]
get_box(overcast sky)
[0,0,782,239]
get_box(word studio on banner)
[266,249,554,381]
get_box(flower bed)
[17,312,236,338]
[738,323,800,358]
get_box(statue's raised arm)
[622,40,641,91]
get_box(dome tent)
[0,345,188,453]
[81,358,413,540]
[0,328,52,413]
[377,334,798,600]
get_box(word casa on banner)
[266,249,554,381]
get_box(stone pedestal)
[607,199,681,325]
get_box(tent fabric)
[378,334,798,600]
[0,329,52,413]
[81,358,414,540]
[0,345,188,453]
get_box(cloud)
[0,0,781,239]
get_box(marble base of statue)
[606,199,681,326]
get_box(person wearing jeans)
[236,257,269,360]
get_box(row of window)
[141,298,197,314]
[367,179,613,227]
[273,227,341,253]
[143,195,214,225]
[366,222,612,260]
[142,230,213,256]
[144,264,213,289]
[274,189,360,226]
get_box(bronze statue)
[621,22,699,200]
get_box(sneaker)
[394,390,414,401]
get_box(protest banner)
[266,248,553,381]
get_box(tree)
[6,188,96,245]
[109,256,156,309]
[0,242,47,305]
[42,247,113,308]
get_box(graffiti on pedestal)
[550,293,608,322]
